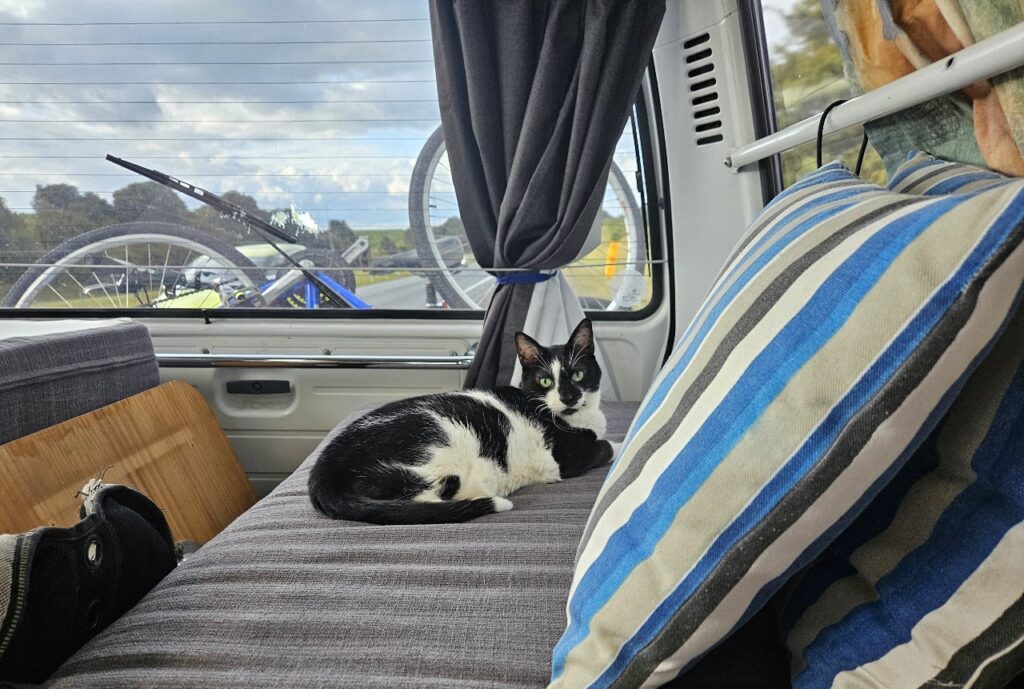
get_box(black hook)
[816,98,870,176]
[854,132,870,177]
[816,99,848,168]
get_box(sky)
[0,0,640,233]
[760,0,799,51]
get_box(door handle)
[225,380,291,395]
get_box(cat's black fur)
[308,319,612,525]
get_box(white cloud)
[0,0,45,19]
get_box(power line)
[0,79,437,86]
[0,208,430,213]
[3,190,454,196]
[0,199,435,208]
[5,39,432,46]
[0,188,448,193]
[0,136,435,141]
[0,150,637,158]
[0,99,439,105]
[0,155,437,160]
[0,59,433,66]
[0,18,431,26]
[0,173,443,178]
[0,118,440,123]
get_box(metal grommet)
[85,539,102,566]
[84,599,101,631]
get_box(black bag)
[0,482,177,684]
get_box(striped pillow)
[550,161,1024,689]
[778,156,1024,689]
[779,297,1024,689]
[889,150,1017,195]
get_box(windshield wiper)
[105,154,350,308]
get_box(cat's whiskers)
[531,399,552,416]
[544,406,573,432]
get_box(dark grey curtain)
[429,0,666,389]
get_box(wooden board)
[0,380,256,543]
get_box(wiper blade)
[105,154,350,308]
[107,154,296,243]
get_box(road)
[357,268,493,310]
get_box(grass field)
[565,219,653,308]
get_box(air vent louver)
[683,32,723,146]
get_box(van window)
[761,0,886,186]
[0,4,656,315]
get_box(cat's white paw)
[492,497,514,513]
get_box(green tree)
[112,182,189,224]
[73,193,115,227]
[0,197,20,234]
[327,219,357,249]
[0,198,27,295]
[31,184,116,248]
[766,0,886,185]
[435,216,465,238]
[378,235,398,254]
[33,183,81,210]
[191,190,266,245]
[768,0,843,115]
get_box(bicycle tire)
[4,221,264,308]
[291,248,358,294]
[407,125,474,308]
[407,125,647,310]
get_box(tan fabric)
[828,0,1024,176]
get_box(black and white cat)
[308,319,613,525]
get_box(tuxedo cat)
[308,319,613,525]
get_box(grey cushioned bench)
[0,319,159,445]
[45,401,789,689]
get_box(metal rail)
[725,23,1024,171]
[156,352,473,370]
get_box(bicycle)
[407,126,648,310]
[4,126,646,311]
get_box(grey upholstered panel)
[47,402,789,689]
[0,321,159,445]
[0,319,157,444]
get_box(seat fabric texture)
[46,401,789,689]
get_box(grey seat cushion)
[46,401,789,689]
[0,319,159,445]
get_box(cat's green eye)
[571,370,585,382]
[539,376,553,388]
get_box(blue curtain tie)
[494,270,558,285]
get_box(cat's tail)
[310,492,513,525]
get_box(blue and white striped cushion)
[550,161,1024,689]
[889,150,1014,195]
[778,155,1024,689]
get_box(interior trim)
[156,352,473,370]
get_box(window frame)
[0,91,666,323]
[738,0,785,204]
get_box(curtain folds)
[429,0,665,391]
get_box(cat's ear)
[568,318,594,354]
[515,332,544,367]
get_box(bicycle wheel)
[290,247,357,294]
[407,125,647,310]
[4,222,264,309]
